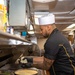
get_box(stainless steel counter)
[0,31,48,75]
[0,64,50,75]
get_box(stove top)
[0,64,43,75]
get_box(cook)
[17,13,75,75]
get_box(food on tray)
[15,69,38,75]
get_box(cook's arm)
[19,56,54,70]
[32,56,54,70]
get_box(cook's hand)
[20,56,33,64]
[16,56,33,68]
[20,56,28,64]
[15,56,28,64]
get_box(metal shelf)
[0,31,29,42]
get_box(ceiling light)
[33,0,55,3]
[67,24,75,28]
[34,12,49,15]
[0,0,4,5]
[58,0,64,1]
[30,25,33,30]
[28,31,35,34]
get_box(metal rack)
[0,31,49,75]
[0,31,29,43]
[0,31,30,68]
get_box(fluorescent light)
[35,17,39,25]
[34,14,42,18]
[67,24,75,28]
[33,0,55,3]
[34,12,49,15]
[30,25,33,30]
[58,0,64,1]
[0,0,4,5]
[28,31,35,34]
[34,14,43,25]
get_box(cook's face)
[40,25,50,38]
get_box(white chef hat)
[38,13,55,25]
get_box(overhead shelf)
[0,31,30,43]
